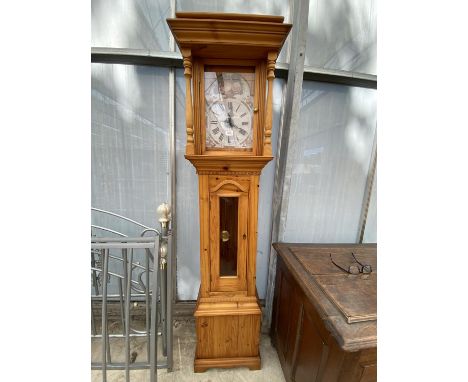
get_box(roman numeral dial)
[206,99,253,149]
[204,71,255,150]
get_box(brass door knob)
[221,230,230,242]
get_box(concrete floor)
[92,318,286,382]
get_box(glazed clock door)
[203,66,256,152]
[209,178,249,293]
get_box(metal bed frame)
[91,206,172,382]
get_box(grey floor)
[91,318,286,382]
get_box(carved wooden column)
[263,51,278,156]
[182,48,195,155]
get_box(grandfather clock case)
[167,13,291,372]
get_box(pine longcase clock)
[167,12,291,372]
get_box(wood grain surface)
[166,12,291,373]
[271,243,377,382]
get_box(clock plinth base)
[193,292,262,372]
[194,356,261,373]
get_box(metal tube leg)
[106,250,112,366]
[122,249,128,333]
[118,278,125,334]
[150,242,159,382]
[92,251,100,296]
[157,266,162,333]
[91,300,96,336]
[101,249,109,382]
[160,265,167,357]
[107,330,112,365]
[145,250,151,363]
[166,232,173,372]
[91,250,99,336]
[125,250,133,382]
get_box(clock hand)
[226,114,233,127]
[231,120,241,130]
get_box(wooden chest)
[271,243,377,382]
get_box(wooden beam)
[263,0,310,332]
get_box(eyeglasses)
[351,252,372,274]
[329,253,372,275]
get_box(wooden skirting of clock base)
[194,296,262,372]
[194,356,261,373]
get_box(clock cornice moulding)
[185,154,273,174]
[167,12,292,59]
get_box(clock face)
[204,70,255,150]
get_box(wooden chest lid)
[290,246,376,324]
[273,243,377,351]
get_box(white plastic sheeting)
[91,63,170,236]
[256,78,285,299]
[92,0,172,51]
[175,68,285,300]
[283,81,376,243]
[306,0,376,74]
[174,69,200,301]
